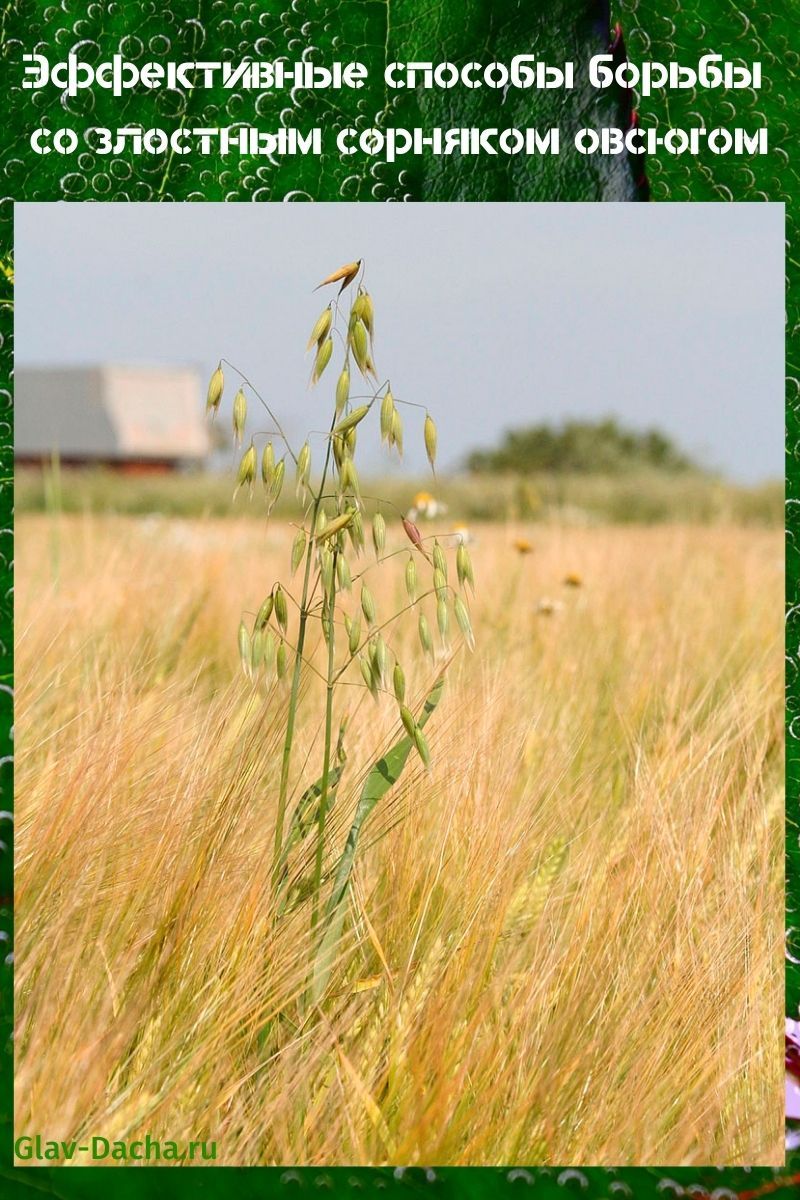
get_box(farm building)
[15,365,211,471]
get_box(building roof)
[15,365,211,461]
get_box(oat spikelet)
[393,662,406,703]
[380,389,395,442]
[273,585,288,633]
[402,517,431,563]
[418,612,433,658]
[255,595,274,629]
[424,414,437,471]
[306,304,333,351]
[295,441,311,497]
[314,259,361,293]
[206,363,224,415]
[405,556,418,603]
[372,512,386,558]
[261,441,275,487]
[232,388,247,445]
[234,443,257,497]
[456,543,475,593]
[312,336,333,384]
[360,585,376,626]
[333,405,370,437]
[454,594,475,652]
[335,366,350,416]
[291,529,306,575]
[344,613,361,655]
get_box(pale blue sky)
[15,202,784,481]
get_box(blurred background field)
[15,464,783,527]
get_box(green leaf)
[310,675,446,1005]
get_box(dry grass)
[15,513,783,1166]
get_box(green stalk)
[311,546,337,937]
[271,432,336,895]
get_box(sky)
[15,202,784,482]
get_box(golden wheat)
[14,514,783,1166]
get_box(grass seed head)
[261,441,275,487]
[276,640,288,679]
[352,290,368,325]
[434,567,448,599]
[340,456,360,497]
[312,336,333,384]
[263,629,276,672]
[399,704,416,739]
[291,529,307,575]
[333,405,370,437]
[380,390,395,442]
[454,594,475,651]
[255,595,274,629]
[418,612,433,657]
[235,443,257,496]
[345,613,361,656]
[390,407,404,455]
[412,726,431,769]
[296,441,311,495]
[359,654,376,697]
[424,414,437,471]
[314,260,361,292]
[361,584,376,626]
[343,619,362,657]
[371,634,387,682]
[433,540,447,579]
[437,596,449,641]
[351,320,369,374]
[348,510,365,555]
[306,304,333,351]
[232,388,247,446]
[319,546,334,594]
[270,458,286,504]
[372,512,386,558]
[336,554,352,592]
[393,662,406,703]
[251,629,264,670]
[456,543,475,592]
[405,557,418,604]
[316,510,355,543]
[335,365,350,416]
[274,585,288,633]
[206,364,224,415]
[360,290,375,335]
[332,434,345,472]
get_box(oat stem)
[311,547,338,938]
[271,418,336,894]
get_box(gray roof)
[15,365,211,461]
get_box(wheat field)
[15,511,783,1166]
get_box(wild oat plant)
[206,261,475,1006]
